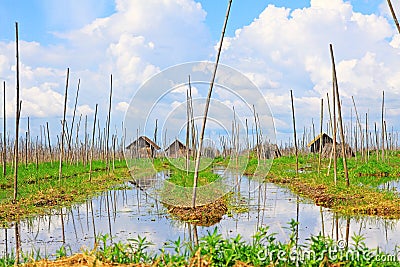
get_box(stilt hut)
[126,136,160,158]
[165,139,191,158]
[307,133,333,153]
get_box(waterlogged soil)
[266,175,400,219]
[1,171,400,263]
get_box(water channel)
[0,170,399,259]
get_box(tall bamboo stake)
[365,113,369,162]
[330,44,349,187]
[13,22,20,202]
[331,49,338,185]
[192,0,232,208]
[387,0,400,34]
[106,75,113,172]
[381,91,385,161]
[89,104,98,181]
[3,81,6,176]
[68,79,80,155]
[318,99,323,174]
[290,90,299,176]
[59,68,69,180]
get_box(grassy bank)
[245,152,400,218]
[4,220,399,266]
[0,159,130,225]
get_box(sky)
[0,0,399,147]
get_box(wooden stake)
[192,0,232,207]
[89,104,98,181]
[290,90,299,176]
[106,75,113,171]
[59,68,69,180]
[3,81,6,177]
[13,22,20,202]
[330,44,349,187]
[318,99,323,174]
[387,0,400,34]
[381,91,385,161]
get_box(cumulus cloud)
[1,0,399,143]
[220,0,400,140]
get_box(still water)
[0,171,399,258]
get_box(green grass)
[242,151,400,218]
[0,159,130,225]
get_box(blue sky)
[0,0,386,43]
[0,0,399,144]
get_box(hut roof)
[306,133,332,148]
[165,139,187,151]
[126,136,160,150]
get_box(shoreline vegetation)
[3,220,399,266]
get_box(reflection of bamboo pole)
[90,200,97,246]
[290,90,298,176]
[330,44,349,187]
[192,0,232,208]
[15,221,20,264]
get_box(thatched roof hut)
[165,139,191,158]
[321,143,355,158]
[126,136,160,158]
[307,133,333,153]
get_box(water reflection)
[0,171,399,260]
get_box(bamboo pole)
[330,44,349,187]
[290,90,299,176]
[387,0,400,34]
[13,22,20,202]
[192,0,232,208]
[106,75,113,171]
[318,99,323,174]
[89,104,98,181]
[68,79,80,155]
[331,48,338,185]
[59,68,69,180]
[381,91,385,161]
[3,81,6,176]
[351,96,364,160]
[365,113,369,162]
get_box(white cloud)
[220,0,400,140]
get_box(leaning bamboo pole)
[330,44,349,187]
[387,0,400,34]
[59,68,69,180]
[192,0,232,208]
